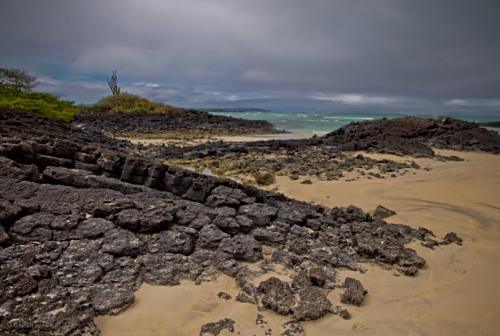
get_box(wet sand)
[97,150,500,335]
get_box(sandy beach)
[115,130,312,147]
[96,149,500,335]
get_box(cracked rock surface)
[0,108,469,335]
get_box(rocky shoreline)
[2,108,497,335]
[157,116,500,161]
[75,108,282,138]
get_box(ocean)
[210,111,500,136]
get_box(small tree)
[0,67,37,92]
[106,70,121,96]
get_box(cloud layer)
[1,0,499,114]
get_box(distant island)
[201,107,270,113]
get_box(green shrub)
[82,93,180,114]
[0,87,76,122]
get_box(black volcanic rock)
[0,109,467,334]
[293,285,332,321]
[258,277,296,315]
[323,117,500,155]
[373,205,397,219]
[340,277,367,306]
[76,108,279,136]
[218,234,262,262]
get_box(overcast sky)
[1,0,499,115]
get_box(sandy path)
[97,150,500,336]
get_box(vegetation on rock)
[0,67,76,122]
[79,93,181,115]
[0,87,76,122]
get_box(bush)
[253,172,276,186]
[0,87,76,122]
[81,93,180,114]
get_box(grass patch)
[0,88,76,122]
[80,93,181,114]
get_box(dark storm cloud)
[1,0,499,113]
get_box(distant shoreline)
[200,107,270,113]
[477,121,500,127]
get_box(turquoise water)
[211,111,500,135]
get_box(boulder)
[218,235,262,262]
[340,277,367,306]
[373,205,397,219]
[257,277,296,315]
[101,229,143,257]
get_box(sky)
[1,0,499,115]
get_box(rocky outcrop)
[373,205,397,219]
[159,116,500,162]
[76,108,280,136]
[199,318,235,336]
[0,109,463,334]
[340,277,368,306]
[323,116,500,155]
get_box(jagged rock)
[69,218,115,240]
[293,286,332,321]
[253,227,285,245]
[138,206,175,232]
[271,250,302,268]
[0,109,466,334]
[421,238,439,249]
[139,253,202,285]
[6,271,38,296]
[258,277,296,315]
[145,229,195,255]
[101,229,143,257]
[0,156,39,181]
[183,178,214,202]
[206,185,249,207]
[218,235,262,262]
[281,320,305,336]
[212,212,253,234]
[332,306,351,320]
[340,277,367,306]
[331,205,371,223]
[236,291,256,304]
[0,199,23,226]
[115,208,141,231]
[198,225,230,249]
[91,282,135,315]
[10,212,55,242]
[373,205,397,219]
[291,266,333,291]
[308,267,327,287]
[441,232,463,246]
[239,203,278,227]
[199,318,235,336]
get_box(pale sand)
[97,150,500,336]
[116,131,310,146]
